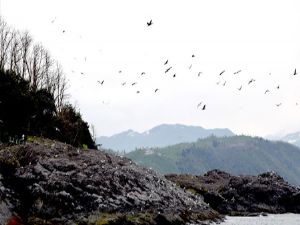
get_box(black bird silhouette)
[155,88,159,93]
[136,91,140,94]
[97,80,104,85]
[219,70,225,76]
[197,102,202,108]
[276,85,280,89]
[141,72,146,75]
[198,72,202,76]
[234,70,242,75]
[132,82,137,86]
[276,103,282,107]
[80,72,84,75]
[264,90,270,94]
[164,60,168,65]
[248,79,255,85]
[119,70,122,73]
[188,64,192,70]
[173,73,176,78]
[192,54,195,58]
[202,104,206,110]
[121,82,126,86]
[293,68,297,75]
[165,67,172,73]
[238,85,242,91]
[147,20,153,26]
[223,81,226,86]
[62,30,66,33]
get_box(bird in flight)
[155,88,159,93]
[136,91,140,94]
[62,30,66,33]
[121,82,126,86]
[147,20,153,26]
[275,103,282,107]
[276,85,280,89]
[293,68,297,75]
[219,70,225,76]
[80,72,84,75]
[264,89,270,94]
[132,82,137,86]
[197,102,202,108]
[202,104,206,110]
[165,67,172,73]
[234,70,242,75]
[141,72,146,75]
[51,17,57,23]
[248,79,255,85]
[97,80,104,85]
[192,54,195,58]
[223,81,226,86]
[238,85,242,91]
[198,72,202,76]
[173,73,176,78]
[188,64,192,70]
[164,60,168,65]
[119,70,122,74]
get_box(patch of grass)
[186,188,197,195]
[82,144,88,150]
[88,212,162,225]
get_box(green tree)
[57,104,96,149]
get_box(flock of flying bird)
[54,18,298,111]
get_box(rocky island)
[0,138,220,225]
[166,170,300,216]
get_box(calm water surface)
[213,214,300,225]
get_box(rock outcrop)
[166,170,300,216]
[0,139,220,225]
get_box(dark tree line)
[0,17,95,149]
[0,17,66,110]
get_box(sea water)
[213,214,300,225]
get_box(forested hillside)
[127,135,300,186]
[0,18,95,148]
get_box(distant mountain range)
[126,135,300,186]
[96,124,234,152]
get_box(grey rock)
[166,169,300,216]
[0,140,220,224]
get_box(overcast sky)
[1,0,300,137]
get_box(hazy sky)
[1,0,300,137]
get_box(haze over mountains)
[126,135,300,186]
[96,124,234,152]
[279,131,300,148]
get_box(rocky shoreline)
[0,139,220,225]
[166,170,300,216]
[1,138,299,225]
